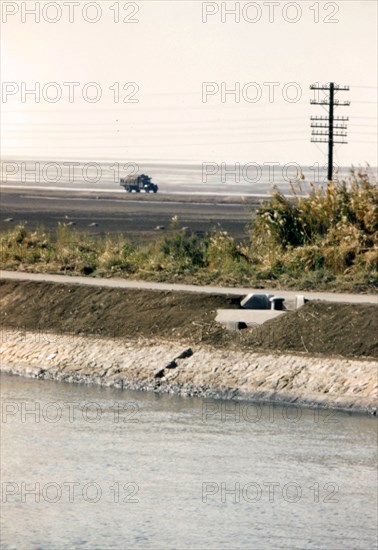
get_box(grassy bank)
[1,169,377,292]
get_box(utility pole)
[310,82,350,181]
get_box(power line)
[0,138,305,149]
[2,129,309,136]
[2,115,377,124]
[2,128,310,136]
[1,102,310,113]
[2,117,309,127]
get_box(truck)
[120,174,158,193]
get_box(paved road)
[1,271,377,305]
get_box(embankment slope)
[1,279,377,413]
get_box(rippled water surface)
[1,374,377,549]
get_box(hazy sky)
[1,0,377,166]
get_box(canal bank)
[0,278,377,415]
[1,328,377,415]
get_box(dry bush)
[250,166,378,276]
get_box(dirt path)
[2,271,377,304]
[0,189,255,241]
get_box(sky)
[1,0,377,167]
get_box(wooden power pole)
[310,82,350,181]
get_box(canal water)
[1,374,377,549]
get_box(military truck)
[120,174,158,193]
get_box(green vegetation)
[1,168,377,292]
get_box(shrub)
[250,166,378,276]
[159,231,208,271]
